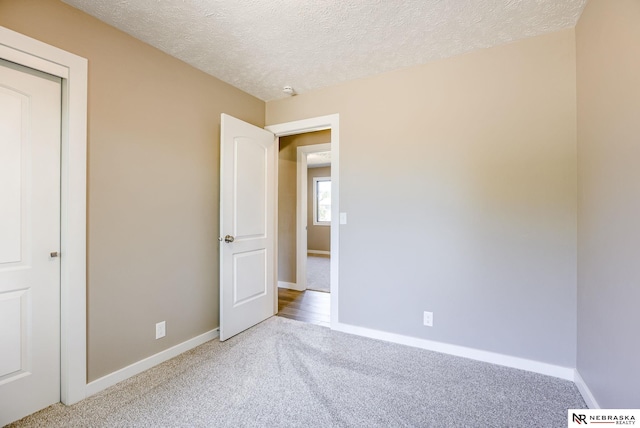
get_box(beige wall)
[576,0,640,408]
[268,29,578,366]
[12,0,635,403]
[278,131,331,284]
[0,0,264,381]
[307,166,332,252]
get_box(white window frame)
[312,176,331,226]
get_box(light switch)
[340,212,347,224]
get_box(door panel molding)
[220,114,276,341]
[0,25,88,405]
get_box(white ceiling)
[307,151,331,168]
[62,0,587,102]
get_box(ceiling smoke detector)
[282,86,296,96]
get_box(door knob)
[50,251,59,258]
[224,235,235,243]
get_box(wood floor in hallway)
[277,288,330,328]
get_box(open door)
[219,114,277,341]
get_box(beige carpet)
[306,254,330,292]
[10,317,585,427]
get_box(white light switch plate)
[340,212,347,224]
[156,321,166,339]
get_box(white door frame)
[266,114,339,327]
[0,26,88,405]
[296,143,331,291]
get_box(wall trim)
[1,25,88,405]
[334,322,575,381]
[308,250,330,256]
[574,370,600,409]
[278,281,305,291]
[85,329,219,397]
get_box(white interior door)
[219,114,276,341]
[0,59,62,425]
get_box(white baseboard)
[333,322,575,381]
[278,281,305,291]
[85,329,219,397]
[307,250,330,256]
[574,370,600,409]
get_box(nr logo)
[573,413,588,424]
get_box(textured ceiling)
[62,0,587,101]
[307,151,332,168]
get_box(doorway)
[218,114,339,335]
[0,25,88,424]
[275,134,331,325]
[303,147,331,293]
[266,115,340,328]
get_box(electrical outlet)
[155,321,166,339]
[423,311,433,327]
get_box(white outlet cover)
[423,311,433,327]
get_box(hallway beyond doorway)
[277,288,330,328]
[306,254,330,292]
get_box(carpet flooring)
[306,254,330,292]
[10,317,585,427]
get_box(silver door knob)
[224,235,235,243]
